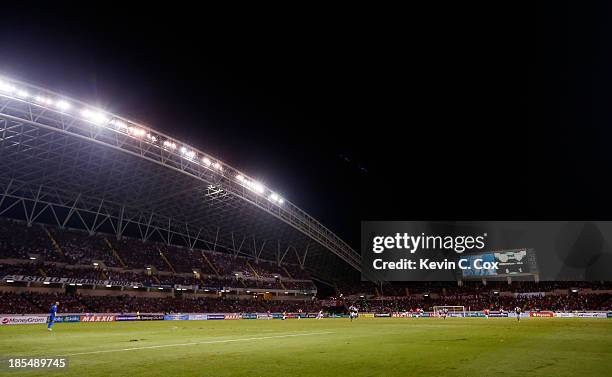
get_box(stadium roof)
[0,76,369,282]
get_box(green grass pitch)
[1,318,611,377]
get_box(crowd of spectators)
[0,219,315,291]
[0,292,321,314]
[48,228,118,267]
[345,292,612,313]
[0,219,63,261]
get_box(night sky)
[1,3,609,249]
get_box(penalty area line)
[62,331,335,357]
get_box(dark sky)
[1,3,609,249]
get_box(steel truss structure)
[0,77,367,281]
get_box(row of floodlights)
[0,79,285,206]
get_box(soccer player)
[349,305,358,321]
[415,308,422,318]
[47,301,59,331]
[484,308,490,319]
[442,308,449,320]
[316,309,324,320]
[514,306,522,321]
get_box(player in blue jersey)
[47,301,59,331]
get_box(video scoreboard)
[459,248,538,279]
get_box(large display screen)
[460,248,538,279]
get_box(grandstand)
[1,76,612,316]
[0,76,363,307]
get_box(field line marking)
[61,331,335,356]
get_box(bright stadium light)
[213,162,222,170]
[35,95,53,105]
[29,256,37,260]
[202,157,211,166]
[6,279,14,283]
[81,109,108,125]
[236,174,244,182]
[129,127,146,138]
[16,89,29,98]
[106,284,112,288]
[43,281,50,285]
[163,140,177,149]
[278,198,284,204]
[252,182,265,194]
[0,81,15,93]
[56,100,71,110]
[110,119,127,129]
[93,262,99,266]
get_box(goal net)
[432,306,466,317]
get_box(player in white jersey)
[515,306,522,321]
[316,309,324,319]
[349,305,359,321]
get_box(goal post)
[432,306,466,317]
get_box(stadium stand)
[0,218,316,294]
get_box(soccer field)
[1,318,611,377]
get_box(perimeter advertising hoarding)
[54,315,81,323]
[362,221,612,281]
[0,315,48,325]
[164,314,189,321]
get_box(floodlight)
[6,279,14,283]
[213,162,222,170]
[111,119,127,129]
[236,174,244,181]
[35,95,53,105]
[93,262,99,266]
[16,89,29,98]
[56,100,71,110]
[270,193,279,201]
[29,256,36,260]
[0,81,15,93]
[278,199,284,204]
[252,182,264,194]
[202,157,211,166]
[43,281,50,285]
[81,109,108,124]
[106,284,112,288]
